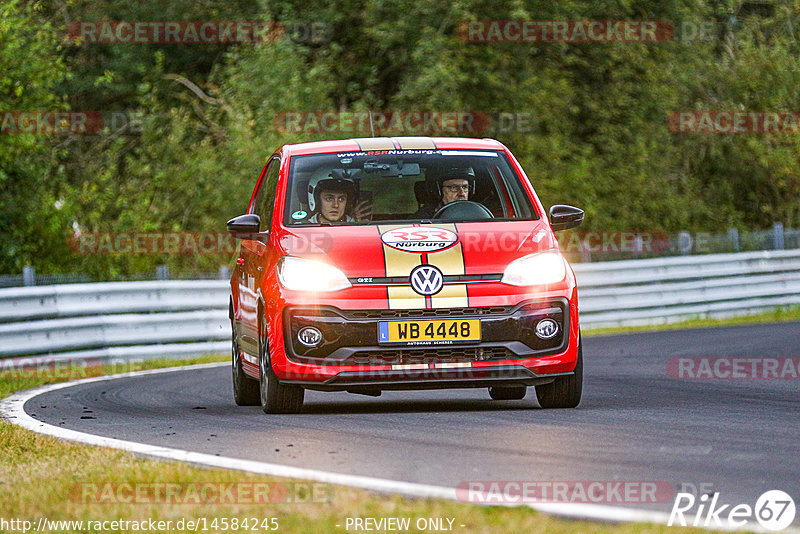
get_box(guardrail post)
[679,231,692,255]
[633,235,643,258]
[156,264,169,280]
[728,228,740,252]
[773,222,785,250]
[22,266,35,286]
[218,265,230,280]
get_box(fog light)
[535,318,559,340]
[298,326,323,347]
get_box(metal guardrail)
[0,281,228,323]
[1,249,799,362]
[0,281,230,362]
[573,249,800,328]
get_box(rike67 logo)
[668,490,796,531]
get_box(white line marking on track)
[0,362,792,532]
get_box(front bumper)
[287,365,571,393]
[271,298,576,389]
[285,298,568,364]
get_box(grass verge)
[583,306,800,337]
[0,357,715,533]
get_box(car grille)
[339,346,515,366]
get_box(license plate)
[378,319,481,344]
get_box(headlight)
[277,256,352,292]
[501,251,567,286]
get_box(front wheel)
[232,324,259,406]
[259,314,304,414]
[535,337,583,409]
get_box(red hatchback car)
[227,137,584,413]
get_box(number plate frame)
[377,319,481,345]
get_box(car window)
[284,149,538,226]
[253,157,281,229]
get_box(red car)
[227,137,584,413]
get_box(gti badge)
[409,264,444,296]
[297,326,323,347]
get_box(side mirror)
[549,205,584,231]
[226,213,262,239]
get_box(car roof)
[283,137,507,156]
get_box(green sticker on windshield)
[291,210,307,220]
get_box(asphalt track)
[21,322,800,520]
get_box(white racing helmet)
[307,173,357,212]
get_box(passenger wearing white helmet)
[306,175,355,224]
[306,173,373,224]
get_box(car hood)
[278,220,558,278]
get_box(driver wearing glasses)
[413,167,476,219]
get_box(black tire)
[231,323,259,406]
[488,385,527,400]
[258,313,304,414]
[535,337,583,409]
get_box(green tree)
[0,0,73,273]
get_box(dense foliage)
[2,0,800,276]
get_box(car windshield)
[284,149,538,226]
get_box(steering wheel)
[432,200,494,220]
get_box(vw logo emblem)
[409,264,444,296]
